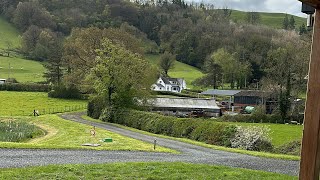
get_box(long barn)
[150,97,221,117]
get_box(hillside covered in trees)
[0,0,311,96]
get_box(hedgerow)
[99,109,237,147]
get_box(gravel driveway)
[0,112,299,176]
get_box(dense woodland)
[0,0,312,116]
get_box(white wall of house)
[152,77,187,93]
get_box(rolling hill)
[0,17,45,82]
[0,9,307,83]
[0,17,21,49]
[145,54,204,89]
[230,10,306,29]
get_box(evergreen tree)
[43,39,64,85]
[246,12,261,25]
[289,16,295,30]
[282,14,289,30]
[299,23,307,35]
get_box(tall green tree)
[88,39,156,120]
[13,1,56,31]
[43,37,64,85]
[199,55,223,89]
[159,52,175,76]
[212,48,238,89]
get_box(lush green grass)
[231,10,306,29]
[0,17,21,49]
[146,54,204,88]
[0,115,174,153]
[0,162,296,179]
[0,56,45,82]
[83,115,300,160]
[0,91,87,116]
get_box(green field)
[0,17,45,82]
[0,115,174,152]
[0,56,45,82]
[145,54,204,89]
[0,91,87,116]
[0,17,21,49]
[230,10,306,29]
[0,162,295,179]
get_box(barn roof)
[234,91,273,97]
[201,89,241,96]
[151,97,220,110]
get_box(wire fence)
[6,104,88,116]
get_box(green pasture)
[0,17,21,49]
[0,162,295,179]
[230,10,306,29]
[0,56,45,82]
[0,115,174,152]
[0,91,87,116]
[145,54,204,88]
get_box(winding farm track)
[0,112,299,176]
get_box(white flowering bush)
[231,126,273,152]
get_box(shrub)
[275,140,301,155]
[100,109,237,147]
[0,83,51,92]
[221,113,292,124]
[87,96,106,119]
[48,85,83,99]
[230,126,273,152]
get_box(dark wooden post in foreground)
[299,1,320,179]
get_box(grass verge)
[0,115,175,153]
[0,162,296,179]
[83,115,299,161]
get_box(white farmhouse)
[151,76,187,93]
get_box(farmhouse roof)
[155,83,164,88]
[201,89,241,96]
[160,76,171,84]
[151,97,220,110]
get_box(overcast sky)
[186,0,306,17]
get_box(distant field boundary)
[6,104,87,117]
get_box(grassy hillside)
[0,17,45,82]
[0,56,45,82]
[145,54,204,89]
[0,17,21,49]
[230,10,306,29]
